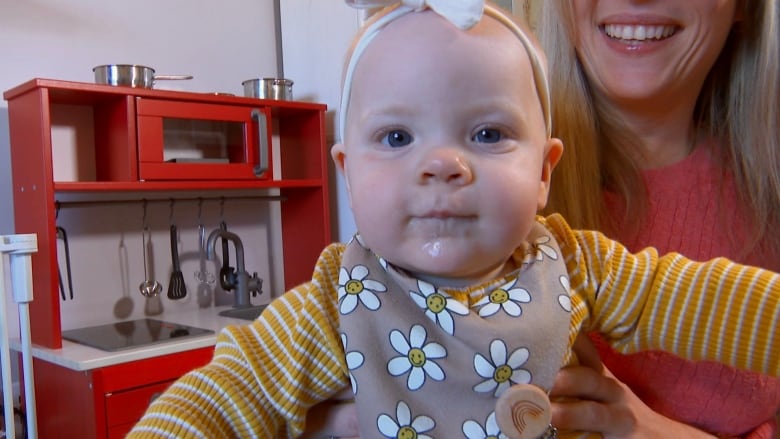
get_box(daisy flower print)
[377,401,435,439]
[473,277,531,318]
[338,264,387,314]
[558,275,572,313]
[463,411,509,439]
[340,333,365,394]
[409,280,468,335]
[523,235,559,264]
[387,324,446,390]
[473,339,532,397]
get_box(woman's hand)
[550,334,718,438]
[301,388,360,439]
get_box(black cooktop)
[62,318,214,352]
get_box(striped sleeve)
[127,243,350,439]
[542,214,780,376]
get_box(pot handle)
[153,75,194,81]
[252,109,269,177]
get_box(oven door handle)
[251,109,269,177]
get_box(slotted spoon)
[139,226,162,298]
[167,224,187,300]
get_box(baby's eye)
[473,128,502,143]
[382,129,414,148]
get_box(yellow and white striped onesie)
[127,214,780,439]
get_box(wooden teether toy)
[495,383,554,439]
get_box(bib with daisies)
[337,222,572,438]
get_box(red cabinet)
[136,98,273,181]
[4,79,332,438]
[106,380,173,438]
[32,347,213,439]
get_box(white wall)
[0,0,279,234]
[0,0,279,405]
[280,0,359,243]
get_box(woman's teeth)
[604,24,676,41]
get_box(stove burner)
[62,318,214,352]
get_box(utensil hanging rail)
[53,194,286,209]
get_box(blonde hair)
[533,0,780,256]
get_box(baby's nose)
[417,148,473,185]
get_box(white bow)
[345,0,484,30]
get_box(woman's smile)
[602,24,678,42]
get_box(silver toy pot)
[93,64,193,89]
[242,78,293,100]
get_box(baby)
[128,2,780,438]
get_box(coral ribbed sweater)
[599,141,780,438]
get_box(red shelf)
[3,78,327,112]
[54,178,324,192]
[6,78,332,438]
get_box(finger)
[550,366,623,403]
[301,400,360,439]
[551,398,633,435]
[332,387,356,401]
[572,333,603,372]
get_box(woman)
[537,0,780,437]
[308,0,780,437]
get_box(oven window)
[162,118,245,163]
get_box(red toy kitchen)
[4,78,331,438]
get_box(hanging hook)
[169,198,175,225]
[198,198,206,251]
[142,199,148,228]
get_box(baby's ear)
[537,137,563,210]
[331,142,353,199]
[331,143,347,174]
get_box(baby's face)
[332,10,561,286]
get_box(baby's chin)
[406,263,510,289]
[387,239,511,288]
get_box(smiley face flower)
[473,339,531,397]
[387,324,446,391]
[409,280,469,335]
[338,264,388,314]
[377,401,435,439]
[473,277,531,318]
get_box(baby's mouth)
[410,213,476,235]
[602,24,678,42]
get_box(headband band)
[338,0,552,142]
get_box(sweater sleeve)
[541,214,780,377]
[127,243,350,439]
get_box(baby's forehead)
[382,11,527,57]
[360,12,541,99]
[338,5,552,140]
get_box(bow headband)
[338,0,552,142]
